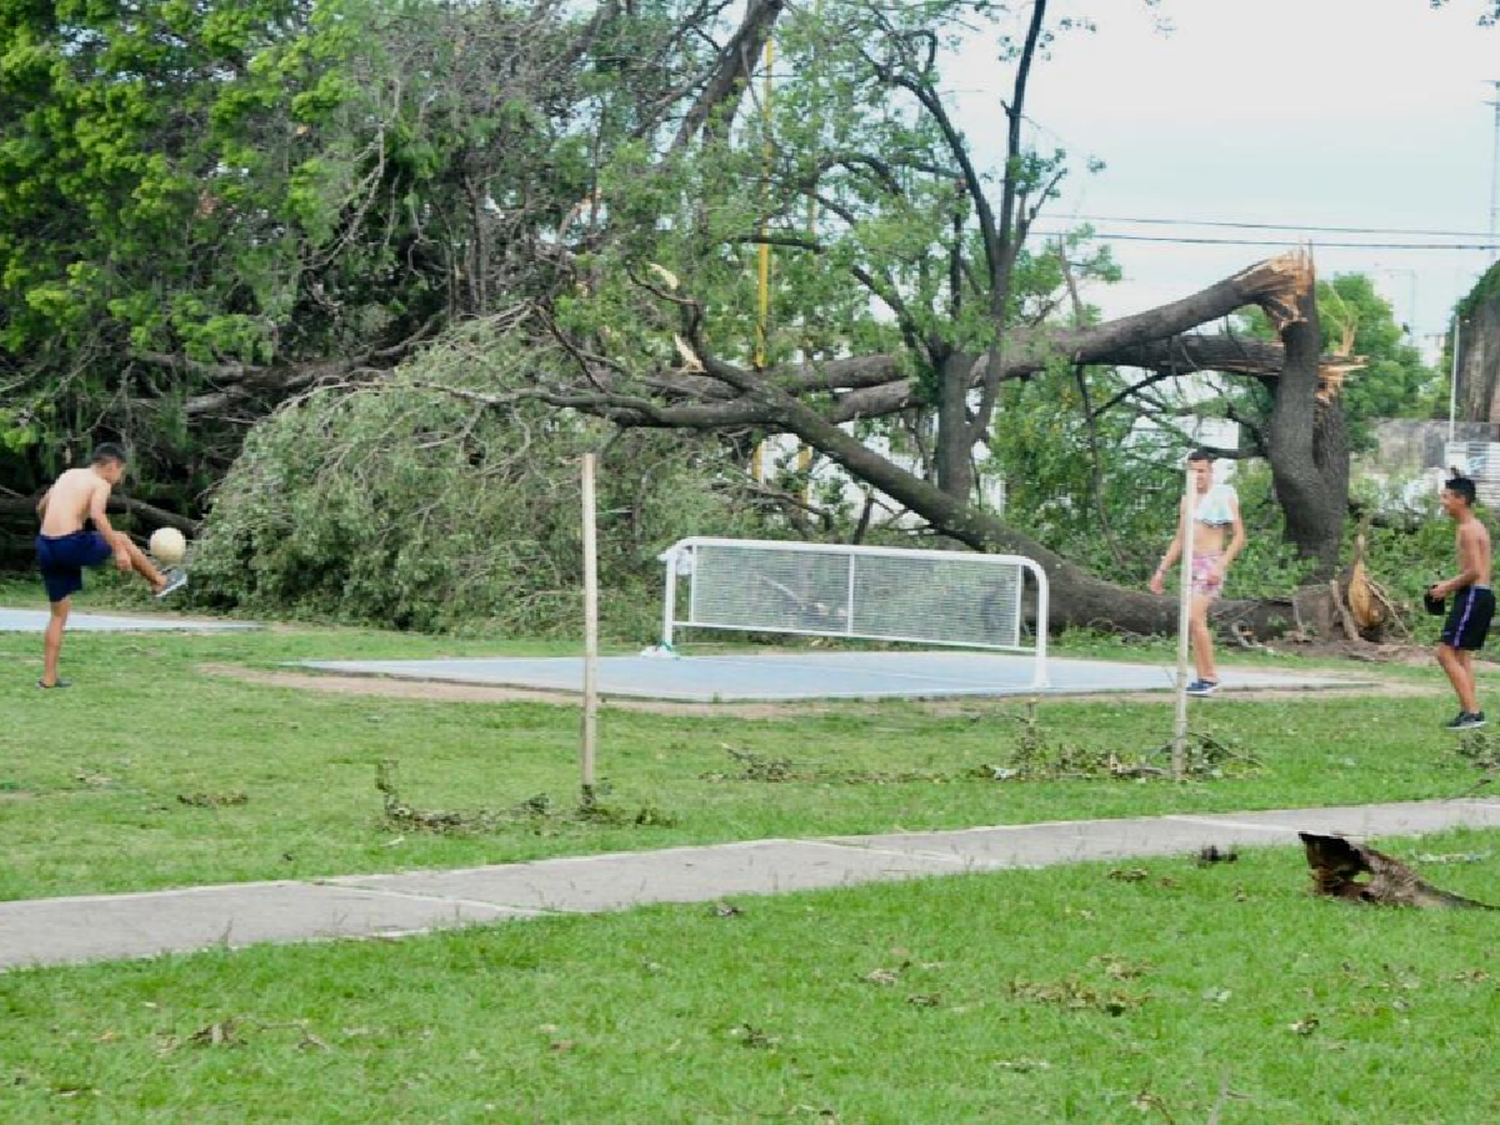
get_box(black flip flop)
[37,679,73,689]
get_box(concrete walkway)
[0,608,256,632]
[4,797,1500,971]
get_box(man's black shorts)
[1441,585,1496,651]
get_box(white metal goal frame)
[658,537,1049,688]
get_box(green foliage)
[1237,273,1435,450]
[0,0,605,505]
[190,324,769,636]
[1455,260,1500,321]
[990,362,1178,575]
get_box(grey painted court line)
[0,607,257,632]
[298,650,1365,702]
[3,798,1499,971]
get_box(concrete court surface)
[0,607,255,632]
[4,798,1499,971]
[299,650,1366,702]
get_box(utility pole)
[1489,80,1500,262]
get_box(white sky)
[949,0,1500,357]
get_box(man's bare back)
[38,467,112,537]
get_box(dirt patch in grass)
[197,661,1436,719]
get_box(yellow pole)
[754,36,774,368]
[751,35,774,481]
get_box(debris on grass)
[703,709,1263,786]
[702,746,964,785]
[177,791,249,808]
[1009,977,1148,1016]
[187,1019,242,1049]
[729,1023,780,1050]
[375,760,673,834]
[1408,850,1491,865]
[712,902,744,918]
[1137,731,1265,780]
[994,1058,1053,1073]
[1129,1089,1173,1122]
[1452,728,1500,771]
[998,702,1262,781]
[1196,845,1239,866]
[1107,868,1150,883]
[1092,955,1151,981]
[1450,729,1500,796]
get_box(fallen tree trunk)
[0,496,199,535]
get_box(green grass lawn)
[0,585,1483,902]
[4,585,1498,1121]
[2,834,1498,1123]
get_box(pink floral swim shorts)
[1191,552,1224,598]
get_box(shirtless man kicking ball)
[34,443,187,688]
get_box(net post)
[581,453,599,799]
[1172,463,1195,781]
[660,544,680,650]
[1029,560,1050,689]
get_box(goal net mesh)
[686,541,1026,650]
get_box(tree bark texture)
[1264,255,1349,574]
[1455,266,1500,426]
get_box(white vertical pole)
[1172,463,1196,781]
[581,453,599,797]
[1448,318,1462,445]
[661,547,678,650]
[1030,562,1050,690]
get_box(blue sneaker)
[1445,711,1486,731]
[154,570,188,599]
[1185,679,1219,696]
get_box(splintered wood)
[1238,249,1314,331]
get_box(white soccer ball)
[149,527,187,565]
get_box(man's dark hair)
[1187,448,1216,464]
[91,442,128,467]
[1445,475,1477,506]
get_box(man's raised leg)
[114,536,169,593]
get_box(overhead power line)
[1033,229,1500,252]
[1069,214,1499,239]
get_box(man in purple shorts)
[1429,474,1493,730]
[34,443,187,688]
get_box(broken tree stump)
[1299,832,1495,910]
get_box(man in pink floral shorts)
[1148,450,1246,695]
